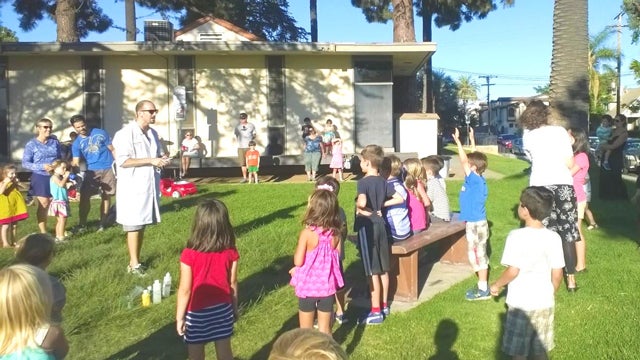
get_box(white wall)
[285,56,354,154]
[8,57,83,160]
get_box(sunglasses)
[39,125,52,129]
[140,109,158,115]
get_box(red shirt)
[245,149,260,167]
[180,247,239,311]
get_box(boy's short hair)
[520,186,554,221]
[380,155,402,179]
[248,140,256,147]
[421,156,443,174]
[467,152,488,175]
[360,144,384,170]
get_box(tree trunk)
[549,0,589,129]
[56,0,79,42]
[310,0,318,42]
[125,0,136,41]
[392,0,416,42]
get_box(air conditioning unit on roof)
[144,20,174,42]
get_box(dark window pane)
[85,93,102,128]
[354,58,392,83]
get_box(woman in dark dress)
[599,114,628,200]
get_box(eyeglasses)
[185,134,192,137]
[140,109,158,115]
[39,125,52,129]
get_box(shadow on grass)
[105,255,294,360]
[234,203,306,237]
[249,314,299,359]
[428,318,461,360]
[493,310,509,360]
[105,322,187,360]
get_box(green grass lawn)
[2,156,640,359]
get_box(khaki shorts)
[237,148,248,166]
[81,168,116,196]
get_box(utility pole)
[615,11,623,115]
[479,75,496,134]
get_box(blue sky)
[0,0,636,99]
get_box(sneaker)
[465,287,491,301]
[359,312,383,325]
[587,224,598,230]
[382,306,390,317]
[240,178,248,183]
[96,226,105,232]
[73,226,88,235]
[127,264,147,277]
[334,313,348,324]
[603,161,611,170]
[55,237,67,244]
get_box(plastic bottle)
[162,272,172,298]
[141,290,151,307]
[152,280,162,304]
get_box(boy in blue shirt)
[452,127,490,300]
[380,155,412,242]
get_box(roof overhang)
[0,41,436,76]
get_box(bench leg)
[440,232,469,265]
[391,251,419,302]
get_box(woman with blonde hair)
[0,264,68,359]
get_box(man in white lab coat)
[113,100,170,276]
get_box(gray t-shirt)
[234,122,256,148]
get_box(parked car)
[160,178,197,198]
[623,138,640,174]
[497,134,518,153]
[511,137,524,155]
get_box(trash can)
[439,156,451,178]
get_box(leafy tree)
[624,0,640,43]
[0,26,18,42]
[533,83,550,95]
[456,75,479,103]
[9,0,112,42]
[632,59,640,84]
[352,0,514,112]
[431,70,463,129]
[549,0,589,129]
[588,28,616,114]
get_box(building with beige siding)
[0,17,436,165]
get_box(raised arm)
[452,127,471,176]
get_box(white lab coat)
[113,121,162,226]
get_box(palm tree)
[456,75,479,120]
[549,0,589,129]
[589,28,617,114]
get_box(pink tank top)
[407,189,427,232]
[290,226,344,298]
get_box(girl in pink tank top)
[403,158,430,232]
[290,189,344,334]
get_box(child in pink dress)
[403,158,430,233]
[330,138,344,181]
[290,189,344,335]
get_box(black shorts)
[356,215,390,276]
[298,295,334,313]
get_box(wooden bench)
[390,214,469,302]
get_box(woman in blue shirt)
[22,118,61,234]
[303,128,324,181]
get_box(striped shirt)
[427,175,450,221]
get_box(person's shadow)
[428,319,460,360]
